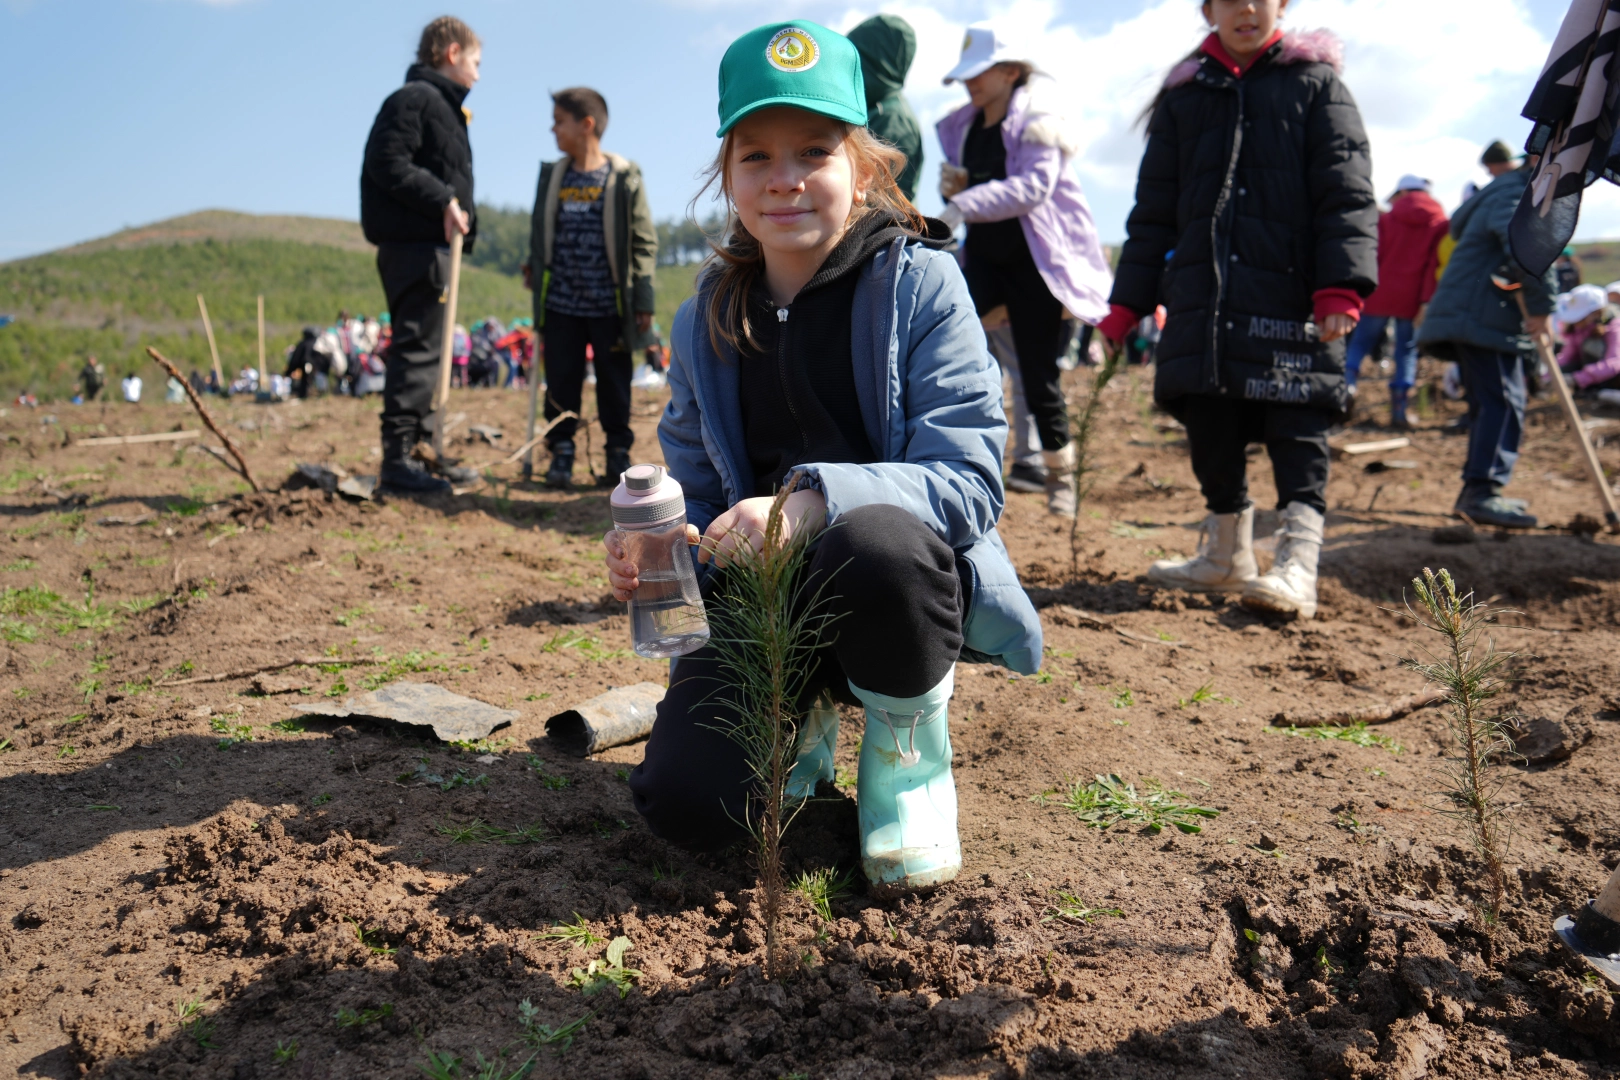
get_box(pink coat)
[1558,315,1620,389]
[936,84,1113,324]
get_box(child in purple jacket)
[1556,284,1620,392]
[936,23,1113,516]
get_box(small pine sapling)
[1067,345,1122,580]
[1401,568,1518,915]
[704,484,843,980]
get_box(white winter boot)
[1044,444,1076,517]
[1147,506,1259,592]
[1241,502,1324,620]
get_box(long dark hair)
[691,124,925,355]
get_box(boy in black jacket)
[360,16,481,494]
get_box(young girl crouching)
[602,20,1041,894]
[1098,0,1377,620]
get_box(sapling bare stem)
[703,483,842,980]
[1068,347,1122,581]
[1401,568,1519,915]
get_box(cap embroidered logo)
[766,28,820,72]
[962,31,973,53]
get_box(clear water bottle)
[610,464,710,659]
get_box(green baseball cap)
[716,20,868,137]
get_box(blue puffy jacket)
[659,237,1044,674]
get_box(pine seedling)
[790,866,855,922]
[1067,345,1122,580]
[703,485,844,980]
[1401,568,1519,915]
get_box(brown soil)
[3,362,1620,1080]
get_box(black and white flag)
[1511,0,1620,276]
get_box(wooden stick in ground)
[524,336,543,481]
[432,230,466,457]
[197,294,224,389]
[145,346,262,492]
[1270,687,1446,727]
[1511,290,1620,529]
[257,294,267,387]
[157,656,381,687]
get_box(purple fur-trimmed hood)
[1166,29,1344,88]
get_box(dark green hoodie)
[848,15,922,203]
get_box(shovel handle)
[432,230,466,456]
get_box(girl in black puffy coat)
[1097,0,1377,621]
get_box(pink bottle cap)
[610,464,686,527]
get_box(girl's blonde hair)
[693,123,926,355]
[417,16,480,68]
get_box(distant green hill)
[0,210,702,401]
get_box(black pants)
[628,504,964,851]
[542,310,633,453]
[1178,397,1333,515]
[964,247,1069,449]
[376,243,450,453]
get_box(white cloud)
[826,0,1620,240]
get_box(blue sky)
[0,0,1588,262]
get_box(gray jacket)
[1417,166,1557,357]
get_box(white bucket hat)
[1556,283,1607,326]
[1388,174,1430,199]
[943,23,1026,84]
[1605,279,1620,297]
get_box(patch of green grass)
[1108,686,1135,709]
[402,759,490,790]
[51,587,117,634]
[177,997,217,1049]
[539,629,632,662]
[450,735,516,754]
[1039,773,1220,835]
[1265,720,1402,754]
[2,558,36,572]
[434,818,545,845]
[1176,682,1234,708]
[537,914,602,949]
[523,691,551,701]
[0,738,15,753]
[350,921,397,957]
[417,1052,464,1080]
[57,743,76,758]
[790,866,855,922]
[165,497,208,517]
[119,594,165,615]
[0,618,38,643]
[567,936,641,998]
[86,803,120,811]
[0,585,60,617]
[272,1038,299,1065]
[1042,890,1125,924]
[527,755,570,789]
[269,717,308,734]
[311,792,333,807]
[359,650,442,692]
[518,998,590,1054]
[333,604,371,627]
[333,1003,393,1029]
[210,715,254,749]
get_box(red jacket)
[1363,191,1448,320]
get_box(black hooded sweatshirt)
[739,211,948,496]
[360,65,478,251]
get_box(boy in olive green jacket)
[523,86,657,488]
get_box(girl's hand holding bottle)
[603,488,827,601]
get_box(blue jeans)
[1345,315,1417,393]
[1457,344,1526,493]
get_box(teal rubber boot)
[851,666,960,895]
[785,694,838,803]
